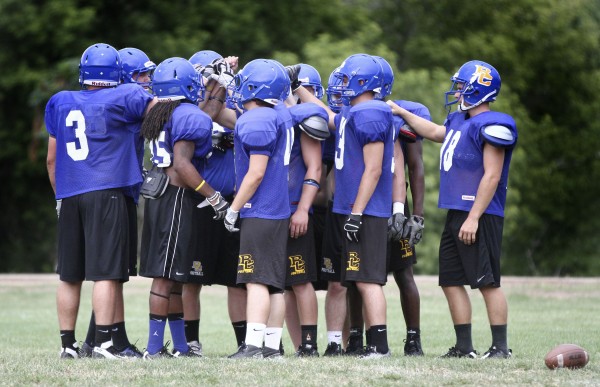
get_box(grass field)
[0,274,598,386]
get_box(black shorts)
[285,216,318,287]
[311,205,329,291]
[341,215,388,286]
[237,217,288,290]
[125,196,138,278]
[438,210,504,289]
[56,189,129,282]
[139,185,195,282]
[387,239,417,273]
[187,196,240,287]
[320,202,344,282]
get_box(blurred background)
[1,0,599,276]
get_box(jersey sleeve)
[288,103,329,125]
[351,107,390,145]
[478,112,518,149]
[44,94,59,137]
[121,84,153,123]
[237,108,278,156]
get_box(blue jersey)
[234,106,292,219]
[204,123,236,196]
[439,110,518,217]
[148,102,212,177]
[286,103,329,212]
[332,100,394,217]
[45,83,153,199]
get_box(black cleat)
[358,345,391,359]
[228,343,263,359]
[481,346,512,359]
[295,344,319,357]
[323,342,343,356]
[404,335,424,356]
[440,346,477,359]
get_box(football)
[544,344,590,369]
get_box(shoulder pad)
[481,125,516,147]
[299,115,330,141]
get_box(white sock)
[264,327,283,350]
[327,331,343,345]
[244,323,266,348]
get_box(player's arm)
[458,143,505,245]
[392,138,407,206]
[290,133,322,238]
[47,136,57,194]
[386,100,445,143]
[230,154,268,211]
[406,140,425,217]
[352,141,384,214]
[295,86,337,131]
[200,80,227,120]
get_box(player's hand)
[208,191,230,220]
[344,213,362,243]
[285,64,301,90]
[56,199,62,218]
[224,56,239,72]
[458,216,477,245]
[289,209,309,238]
[406,215,424,246]
[224,207,240,232]
[387,212,408,241]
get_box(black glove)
[208,191,230,220]
[285,64,302,90]
[406,215,424,246]
[387,212,408,241]
[344,213,363,243]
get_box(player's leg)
[228,286,247,348]
[57,281,83,358]
[345,285,365,355]
[264,291,285,358]
[182,282,202,355]
[393,265,423,356]
[168,283,190,357]
[284,290,301,348]
[355,282,389,357]
[291,282,319,356]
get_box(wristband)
[194,180,206,192]
[392,202,404,215]
[303,179,320,189]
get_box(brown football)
[544,344,590,369]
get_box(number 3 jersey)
[45,84,153,199]
[439,110,518,217]
[332,100,394,218]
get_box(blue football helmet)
[297,64,324,99]
[372,56,394,100]
[79,43,121,87]
[118,47,156,88]
[189,50,223,67]
[152,57,204,104]
[445,60,501,111]
[325,69,342,113]
[330,54,382,106]
[229,59,291,108]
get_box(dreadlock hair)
[141,100,182,141]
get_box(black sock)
[185,319,200,343]
[369,325,389,354]
[454,324,473,352]
[407,327,420,339]
[95,324,112,347]
[348,327,363,349]
[231,320,246,347]
[365,327,372,346]
[301,325,318,348]
[84,312,96,346]
[111,321,130,351]
[491,324,508,350]
[60,330,76,348]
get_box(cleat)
[59,343,81,359]
[262,346,283,359]
[481,346,512,359]
[80,342,93,358]
[142,342,174,360]
[404,336,424,356]
[92,345,125,359]
[279,341,285,356]
[228,343,263,359]
[295,344,319,357]
[440,346,478,359]
[358,345,391,359]
[345,334,364,356]
[118,343,143,358]
[186,341,203,357]
[323,342,343,356]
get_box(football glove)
[344,213,362,243]
[224,207,240,232]
[56,199,62,218]
[285,64,302,91]
[387,212,408,241]
[406,215,424,246]
[208,191,230,220]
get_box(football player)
[46,43,156,359]
[139,57,229,359]
[387,60,517,359]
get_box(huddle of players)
[49,42,515,361]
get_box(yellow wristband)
[194,180,206,192]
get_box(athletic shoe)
[440,346,478,359]
[344,342,365,357]
[228,343,263,359]
[92,345,125,359]
[404,336,424,356]
[80,342,93,358]
[358,345,391,359]
[279,341,285,356]
[481,346,512,359]
[295,344,319,357]
[323,342,343,356]
[187,341,203,357]
[59,344,81,359]
[118,343,143,358]
[262,346,283,359]
[142,343,174,360]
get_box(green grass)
[0,274,598,386]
